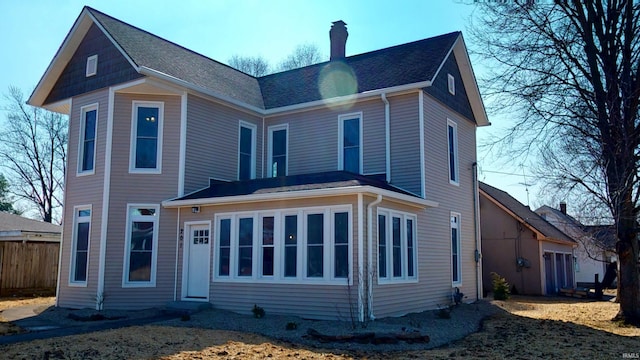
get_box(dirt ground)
[0,296,54,336]
[0,295,639,359]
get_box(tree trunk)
[614,217,640,325]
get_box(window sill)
[122,281,156,288]
[377,277,418,285]
[76,170,95,177]
[68,282,88,288]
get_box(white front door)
[184,224,210,299]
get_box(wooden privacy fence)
[0,241,59,296]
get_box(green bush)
[252,304,265,318]
[491,272,511,300]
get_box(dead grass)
[0,295,638,359]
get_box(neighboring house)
[0,212,61,295]
[28,7,489,320]
[479,183,576,295]
[535,204,615,284]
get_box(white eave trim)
[163,185,438,209]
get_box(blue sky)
[0,0,542,209]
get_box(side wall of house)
[479,195,543,295]
[184,94,263,193]
[101,92,181,309]
[57,89,109,308]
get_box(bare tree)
[228,55,271,77]
[470,1,640,323]
[277,43,325,71]
[0,86,67,223]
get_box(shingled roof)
[0,212,62,235]
[479,182,575,244]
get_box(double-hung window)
[70,206,91,285]
[123,205,159,286]
[378,209,417,282]
[268,124,287,177]
[78,104,98,175]
[214,206,351,283]
[339,113,362,174]
[130,101,163,173]
[447,119,458,185]
[451,212,461,285]
[238,121,257,180]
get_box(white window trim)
[86,54,98,77]
[377,207,418,284]
[451,212,462,286]
[213,205,352,285]
[448,73,455,95]
[129,101,164,174]
[238,121,257,180]
[77,103,98,176]
[447,119,459,186]
[338,112,363,173]
[69,205,92,287]
[267,124,288,177]
[122,204,160,287]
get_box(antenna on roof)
[519,164,531,206]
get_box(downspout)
[367,194,383,320]
[381,94,390,182]
[357,194,364,322]
[472,162,483,299]
[174,207,181,301]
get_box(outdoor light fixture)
[191,206,200,213]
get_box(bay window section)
[377,209,417,282]
[130,101,163,173]
[78,104,97,174]
[123,205,159,287]
[70,206,91,285]
[214,206,351,283]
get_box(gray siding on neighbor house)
[389,93,422,196]
[263,99,386,177]
[45,24,142,105]
[371,92,479,318]
[176,196,361,320]
[184,94,263,193]
[101,93,181,309]
[58,89,110,309]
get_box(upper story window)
[70,206,91,285]
[130,101,163,174]
[378,208,417,283]
[238,121,256,180]
[338,113,362,174]
[86,55,98,77]
[78,104,98,175]
[448,74,455,95]
[123,205,159,287]
[447,119,459,185]
[268,124,288,177]
[451,212,461,285]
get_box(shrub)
[252,304,265,318]
[491,272,511,300]
[286,322,298,330]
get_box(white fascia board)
[28,9,95,107]
[263,81,432,117]
[451,36,490,127]
[163,185,438,209]
[138,67,265,115]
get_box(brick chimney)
[330,20,348,61]
[560,201,567,215]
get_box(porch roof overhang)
[162,171,438,210]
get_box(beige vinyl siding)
[184,94,263,193]
[389,93,422,195]
[102,93,181,309]
[57,89,109,309]
[176,195,361,320]
[264,98,386,177]
[371,92,479,318]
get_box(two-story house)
[28,7,489,320]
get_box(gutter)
[366,194,383,320]
[472,162,483,300]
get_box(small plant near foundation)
[252,304,265,318]
[286,322,298,330]
[491,272,511,300]
[437,304,452,319]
